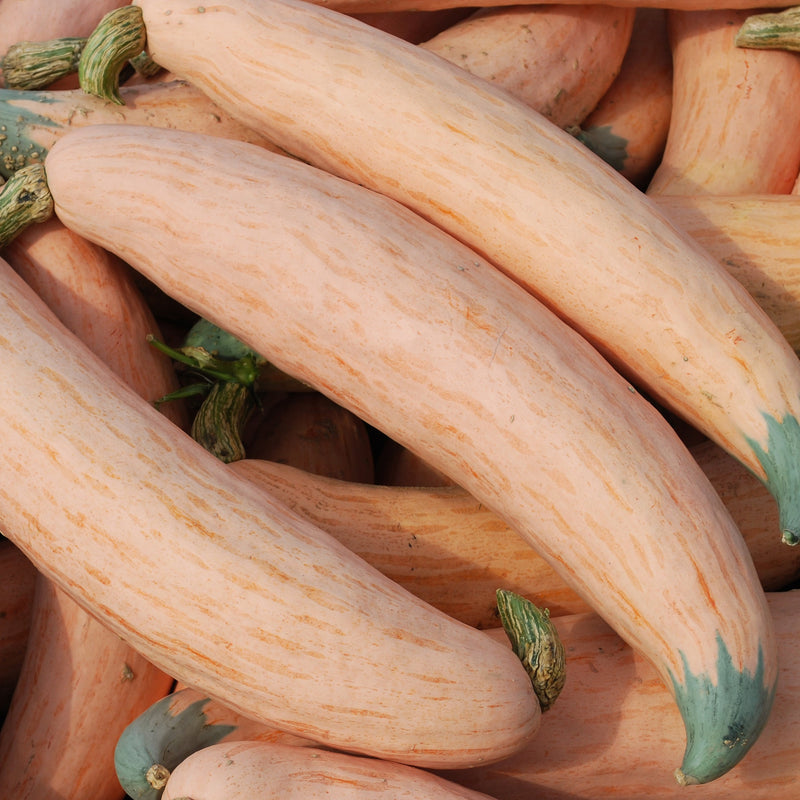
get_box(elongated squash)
[115,687,318,800]
[0,79,276,178]
[0,575,175,799]
[231,432,800,629]
[43,123,778,784]
[572,8,672,188]
[447,591,800,799]
[244,391,376,483]
[163,740,496,800]
[652,194,800,354]
[419,4,634,127]
[0,249,540,768]
[104,0,800,544]
[0,216,182,798]
[647,9,800,196]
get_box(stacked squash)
[0,1,799,797]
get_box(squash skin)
[574,8,673,189]
[419,4,635,128]
[131,0,800,545]
[447,592,800,798]
[652,194,800,354]
[161,740,497,800]
[0,80,277,179]
[0,251,540,769]
[44,123,777,784]
[229,437,800,629]
[0,217,183,799]
[647,9,800,196]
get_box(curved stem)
[79,5,148,104]
[0,163,53,248]
[128,50,163,79]
[2,37,86,90]
[736,7,800,51]
[496,588,566,712]
[190,380,256,463]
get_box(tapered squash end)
[115,690,236,800]
[745,410,800,546]
[669,635,775,785]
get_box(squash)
[162,740,497,800]
[446,591,800,799]
[0,574,175,799]
[244,391,376,483]
[374,439,456,487]
[0,78,276,179]
[231,431,800,630]
[652,194,800,354]
[43,122,778,784]
[116,587,563,800]
[0,215,182,798]
[352,8,471,43]
[647,9,800,195]
[571,8,672,189]
[0,245,540,768]
[0,540,36,720]
[419,4,635,128]
[95,0,800,545]
[115,686,318,800]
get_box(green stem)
[0,162,53,248]
[79,5,148,104]
[2,37,86,90]
[190,380,257,463]
[496,588,566,712]
[128,49,162,79]
[735,7,800,51]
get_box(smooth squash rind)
[42,123,778,784]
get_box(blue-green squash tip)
[669,634,775,785]
[744,409,800,546]
[114,691,237,800]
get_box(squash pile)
[1,1,800,798]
